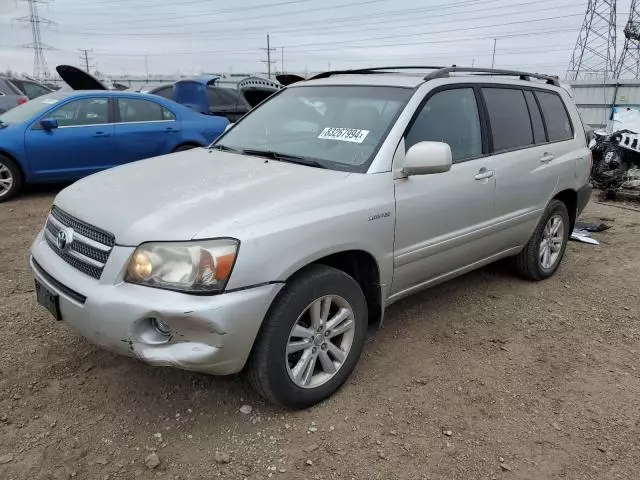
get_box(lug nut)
[321,343,328,350]
[312,347,317,353]
[324,330,331,336]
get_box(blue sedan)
[0,90,228,201]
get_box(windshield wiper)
[241,149,328,169]
[210,143,241,153]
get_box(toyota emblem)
[56,228,74,253]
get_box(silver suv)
[30,67,592,409]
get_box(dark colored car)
[0,76,53,113]
[149,76,282,122]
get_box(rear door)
[392,86,500,296]
[113,97,179,163]
[25,96,116,180]
[481,86,560,250]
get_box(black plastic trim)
[31,258,87,304]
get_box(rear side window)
[151,86,173,99]
[406,88,482,162]
[524,91,546,143]
[482,88,532,152]
[536,91,573,142]
[117,98,164,122]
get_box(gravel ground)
[1,189,639,480]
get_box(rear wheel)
[514,200,570,280]
[0,155,22,203]
[248,265,368,409]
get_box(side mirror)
[40,118,58,131]
[403,141,452,176]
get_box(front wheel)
[0,155,22,203]
[248,265,368,409]
[514,199,570,281]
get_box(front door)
[114,97,178,164]
[25,96,115,181]
[392,86,499,296]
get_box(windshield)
[0,92,71,124]
[214,85,412,172]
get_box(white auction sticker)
[318,127,369,143]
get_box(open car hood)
[276,74,306,86]
[237,76,283,107]
[56,65,107,90]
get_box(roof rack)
[309,66,446,80]
[308,65,560,87]
[423,67,560,86]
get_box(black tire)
[0,154,23,203]
[172,144,199,152]
[514,199,570,281]
[248,265,368,409]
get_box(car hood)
[56,65,107,90]
[237,77,283,107]
[54,149,351,245]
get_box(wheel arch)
[0,149,26,183]
[552,189,578,229]
[285,249,383,328]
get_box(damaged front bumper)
[29,231,282,375]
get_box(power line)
[261,34,276,79]
[78,48,94,73]
[56,0,585,39]
[14,0,54,79]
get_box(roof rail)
[423,67,560,86]
[309,66,446,80]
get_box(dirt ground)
[1,188,639,480]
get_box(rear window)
[482,88,533,152]
[536,91,573,142]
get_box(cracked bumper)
[30,231,282,375]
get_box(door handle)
[540,153,555,163]
[93,132,110,138]
[474,169,495,180]
[165,127,178,133]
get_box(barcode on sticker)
[318,127,369,143]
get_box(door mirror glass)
[403,141,452,176]
[40,118,58,130]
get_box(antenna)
[14,0,55,80]
[566,0,617,80]
[615,0,640,78]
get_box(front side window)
[405,88,482,162]
[50,98,109,127]
[482,88,533,152]
[216,85,412,172]
[536,91,573,142]
[117,98,164,123]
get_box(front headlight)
[125,239,239,294]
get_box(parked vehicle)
[0,76,53,113]
[149,76,281,122]
[0,89,228,201]
[29,66,592,409]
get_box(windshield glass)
[0,92,71,124]
[215,85,412,172]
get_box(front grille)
[44,206,115,279]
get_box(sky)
[0,0,634,78]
